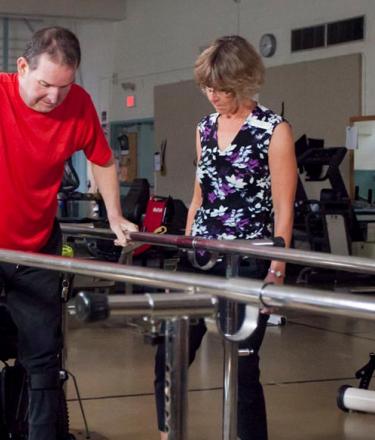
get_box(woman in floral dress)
[155,35,297,440]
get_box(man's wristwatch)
[268,268,284,278]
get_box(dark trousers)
[154,255,269,440]
[0,221,62,440]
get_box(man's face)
[17,54,76,113]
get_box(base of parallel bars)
[164,317,189,440]
[222,255,240,440]
[222,337,239,440]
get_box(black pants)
[0,221,62,440]
[154,255,269,440]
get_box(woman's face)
[204,87,237,115]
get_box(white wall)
[76,0,375,123]
[75,21,116,115]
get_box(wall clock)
[259,33,277,57]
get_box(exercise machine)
[338,353,375,414]
[292,142,371,287]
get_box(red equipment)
[133,196,170,256]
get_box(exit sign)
[126,95,136,108]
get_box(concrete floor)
[65,308,375,440]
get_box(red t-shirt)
[0,73,112,251]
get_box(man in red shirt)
[0,27,137,439]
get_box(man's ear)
[17,57,29,76]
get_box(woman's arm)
[267,121,297,284]
[185,129,203,236]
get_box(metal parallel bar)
[164,318,189,440]
[60,224,275,253]
[222,255,240,440]
[81,285,375,322]
[71,292,217,321]
[223,339,238,440]
[56,224,375,440]
[2,248,375,320]
[109,293,217,318]
[60,224,375,276]
[118,248,134,295]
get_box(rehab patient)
[0,26,137,440]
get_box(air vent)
[292,25,325,52]
[291,16,365,53]
[327,16,364,46]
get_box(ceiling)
[0,0,127,21]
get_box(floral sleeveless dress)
[192,104,284,240]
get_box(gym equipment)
[58,158,105,222]
[293,143,372,288]
[58,159,187,270]
[337,353,375,413]
[73,290,216,440]
[133,195,187,257]
[85,194,187,267]
[4,237,375,439]
[121,178,150,224]
[294,145,355,252]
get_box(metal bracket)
[258,281,275,309]
[356,352,375,389]
[186,249,221,271]
[217,304,260,342]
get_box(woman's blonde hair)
[194,35,265,100]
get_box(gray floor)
[65,308,375,439]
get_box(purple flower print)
[222,213,231,221]
[229,151,240,163]
[221,183,235,196]
[247,159,259,170]
[237,218,250,229]
[202,125,211,142]
[208,192,217,203]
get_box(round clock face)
[259,33,277,57]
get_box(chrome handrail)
[2,243,375,440]
[1,248,375,320]
[60,224,375,275]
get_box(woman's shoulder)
[197,112,219,130]
[254,104,284,124]
[246,104,286,133]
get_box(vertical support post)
[124,251,133,295]
[3,17,9,72]
[164,317,189,440]
[222,255,240,440]
[119,246,134,295]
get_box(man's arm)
[91,157,138,246]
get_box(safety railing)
[61,223,375,275]
[3,227,375,439]
[62,225,375,439]
[63,225,375,439]
[2,247,375,320]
